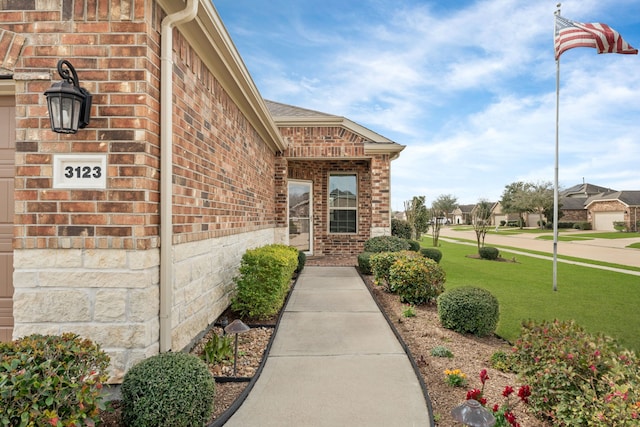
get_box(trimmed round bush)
[296,249,306,273]
[121,352,215,427]
[388,256,446,304]
[478,246,499,260]
[363,235,410,253]
[406,239,421,252]
[420,247,442,263]
[358,252,374,275]
[437,287,499,336]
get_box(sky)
[213,0,640,211]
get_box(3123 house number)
[64,165,103,179]
[53,155,107,189]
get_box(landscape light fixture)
[44,59,92,134]
[224,319,251,377]
[451,399,496,427]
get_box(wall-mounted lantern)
[44,59,92,134]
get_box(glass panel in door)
[288,181,312,253]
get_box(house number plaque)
[53,154,107,189]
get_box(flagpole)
[553,4,561,292]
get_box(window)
[329,174,357,233]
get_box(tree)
[404,196,429,240]
[500,181,530,228]
[473,199,493,250]
[501,181,555,229]
[431,194,458,247]
[528,181,554,229]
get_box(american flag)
[554,15,638,60]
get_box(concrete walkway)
[223,266,431,427]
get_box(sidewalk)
[438,227,640,269]
[223,266,431,427]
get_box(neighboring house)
[452,204,475,225]
[558,182,617,223]
[0,0,403,381]
[585,191,640,232]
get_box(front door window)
[288,181,312,253]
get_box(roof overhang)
[156,0,286,153]
[273,115,406,160]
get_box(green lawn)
[427,239,640,352]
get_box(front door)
[288,180,312,254]
[0,96,15,342]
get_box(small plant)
[444,369,467,387]
[437,286,499,336]
[430,345,453,358]
[121,352,215,427]
[402,304,417,317]
[490,350,515,372]
[201,333,234,364]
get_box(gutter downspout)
[160,0,198,353]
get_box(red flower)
[502,385,514,397]
[492,404,500,412]
[517,385,531,403]
[480,369,489,385]
[466,388,487,405]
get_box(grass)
[426,239,640,352]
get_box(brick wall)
[279,125,393,255]
[5,0,281,380]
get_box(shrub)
[511,319,640,426]
[296,249,306,273]
[0,333,110,427]
[431,345,453,358]
[437,287,499,336]
[420,247,443,263]
[613,221,627,232]
[406,239,421,251]
[478,246,499,260]
[121,352,215,427]
[574,221,592,230]
[370,250,419,291]
[363,235,410,253]
[357,252,374,275]
[391,218,412,239]
[389,256,446,304]
[231,244,298,319]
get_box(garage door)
[0,96,15,342]
[594,212,624,231]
